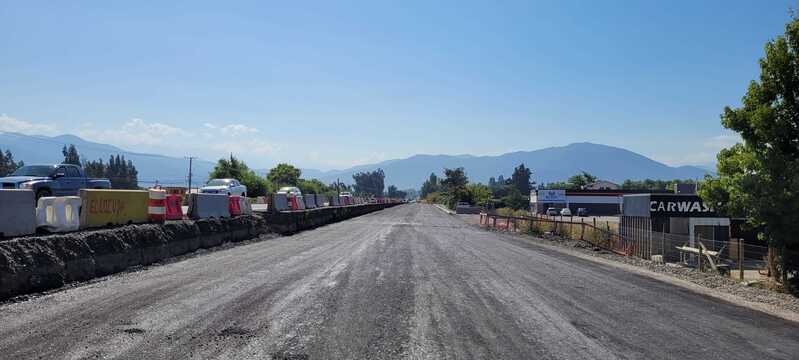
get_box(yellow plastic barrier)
[79,189,149,229]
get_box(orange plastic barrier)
[229,195,242,216]
[289,196,301,211]
[165,194,184,220]
[148,189,167,223]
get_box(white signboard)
[537,190,566,203]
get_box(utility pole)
[186,156,195,193]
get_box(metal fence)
[479,212,776,281]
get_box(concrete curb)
[433,204,455,215]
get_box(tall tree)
[441,167,469,209]
[510,163,534,195]
[82,154,139,189]
[420,173,440,198]
[700,16,799,288]
[0,149,23,176]
[267,163,301,187]
[61,144,80,165]
[352,168,385,196]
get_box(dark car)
[0,164,111,199]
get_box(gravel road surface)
[1,204,797,359]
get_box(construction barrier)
[187,193,230,219]
[330,195,341,207]
[0,190,37,237]
[165,194,184,220]
[256,196,268,204]
[79,189,149,229]
[148,189,167,223]
[304,194,317,209]
[316,194,330,207]
[296,196,306,210]
[273,193,290,211]
[36,196,81,233]
[229,195,242,216]
[239,196,253,215]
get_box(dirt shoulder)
[457,213,799,323]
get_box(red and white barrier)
[148,189,167,223]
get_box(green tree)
[82,158,106,179]
[61,144,80,165]
[83,154,139,189]
[510,163,534,195]
[210,155,270,196]
[297,178,328,195]
[466,183,492,207]
[0,149,23,176]
[700,16,799,289]
[441,167,469,209]
[386,185,407,199]
[567,171,596,189]
[420,173,440,198]
[267,163,301,187]
[502,187,529,210]
[352,168,385,196]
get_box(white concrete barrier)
[0,189,36,237]
[304,195,317,209]
[239,196,253,215]
[36,196,81,233]
[273,193,290,211]
[187,193,230,219]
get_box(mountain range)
[0,132,709,189]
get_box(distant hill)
[303,142,710,189]
[1,133,709,190]
[0,132,217,186]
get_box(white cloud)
[77,118,185,147]
[208,139,279,157]
[203,122,258,137]
[0,114,60,136]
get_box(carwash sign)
[648,195,716,217]
[537,190,566,203]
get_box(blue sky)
[0,1,794,170]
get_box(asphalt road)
[1,204,797,359]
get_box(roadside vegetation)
[699,15,799,291]
[0,148,23,177]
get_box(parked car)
[0,164,111,199]
[577,208,588,217]
[560,208,572,216]
[546,207,560,216]
[276,186,302,196]
[339,191,353,205]
[200,178,247,197]
[456,202,480,214]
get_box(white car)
[200,178,247,197]
[276,186,302,197]
[339,191,353,205]
[560,208,572,216]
